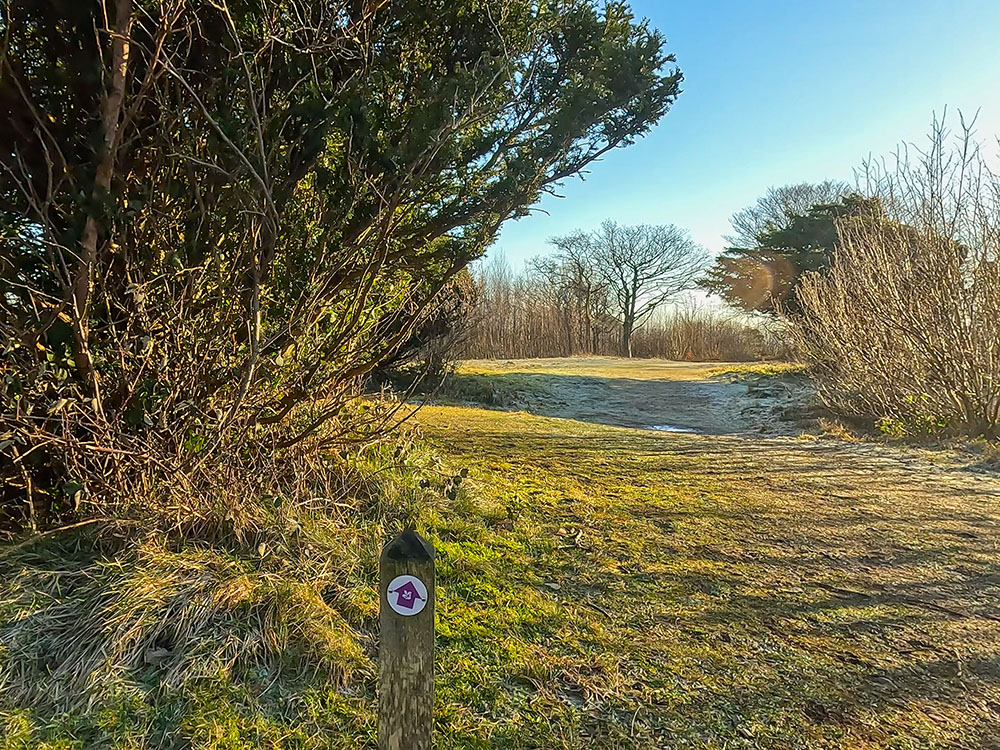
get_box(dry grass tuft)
[0,426,434,738]
[0,534,369,713]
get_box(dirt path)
[459,357,804,435]
[452,360,1000,592]
[459,357,1000,484]
[455,360,1000,602]
[455,357,1000,631]
[531,360,754,434]
[460,357,758,435]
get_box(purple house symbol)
[389,580,425,611]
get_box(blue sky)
[491,0,1000,268]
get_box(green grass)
[410,406,1000,748]
[705,362,808,380]
[434,371,547,409]
[3,379,1000,748]
[414,409,960,748]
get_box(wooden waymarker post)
[379,530,435,750]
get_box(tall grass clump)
[0,427,430,713]
[793,114,1000,438]
[0,427,471,750]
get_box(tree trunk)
[70,0,133,402]
[622,281,637,357]
[621,318,633,358]
[563,306,573,356]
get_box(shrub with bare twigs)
[793,114,1000,438]
[0,0,681,533]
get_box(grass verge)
[4,389,1000,748]
[706,362,809,380]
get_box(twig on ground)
[584,599,612,618]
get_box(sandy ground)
[458,356,1000,495]
[461,357,807,434]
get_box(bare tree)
[558,221,707,356]
[531,237,613,354]
[726,180,851,248]
[460,255,783,361]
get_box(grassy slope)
[4,370,1000,748]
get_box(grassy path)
[417,365,1000,748]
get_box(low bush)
[0,427,431,728]
[793,116,1000,439]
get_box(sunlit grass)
[457,356,753,381]
[3,378,999,748]
[705,361,808,379]
[411,404,1000,747]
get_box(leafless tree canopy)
[464,222,710,359]
[726,180,851,248]
[575,221,708,356]
[462,253,782,361]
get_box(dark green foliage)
[702,195,880,314]
[370,271,477,391]
[0,0,681,531]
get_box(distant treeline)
[460,256,786,361]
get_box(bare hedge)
[794,115,1000,438]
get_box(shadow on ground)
[442,369,798,436]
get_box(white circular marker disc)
[386,574,429,616]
